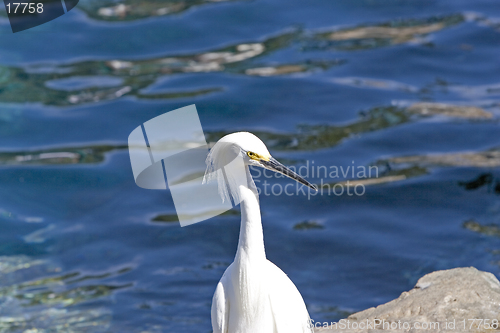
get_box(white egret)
[204,132,317,333]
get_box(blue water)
[1,0,500,331]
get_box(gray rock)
[315,267,500,332]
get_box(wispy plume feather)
[203,141,248,205]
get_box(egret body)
[205,132,316,333]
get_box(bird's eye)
[247,151,255,158]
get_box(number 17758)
[6,3,44,14]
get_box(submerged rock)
[407,102,493,119]
[327,23,445,42]
[385,149,500,168]
[293,220,324,230]
[207,106,411,152]
[463,220,500,237]
[316,267,500,332]
[78,0,235,21]
[151,209,239,224]
[0,145,126,166]
[310,14,464,51]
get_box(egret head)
[203,132,317,203]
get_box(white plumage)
[205,132,316,333]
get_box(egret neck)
[235,174,266,262]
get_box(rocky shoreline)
[315,267,500,333]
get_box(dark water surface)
[1,0,500,331]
